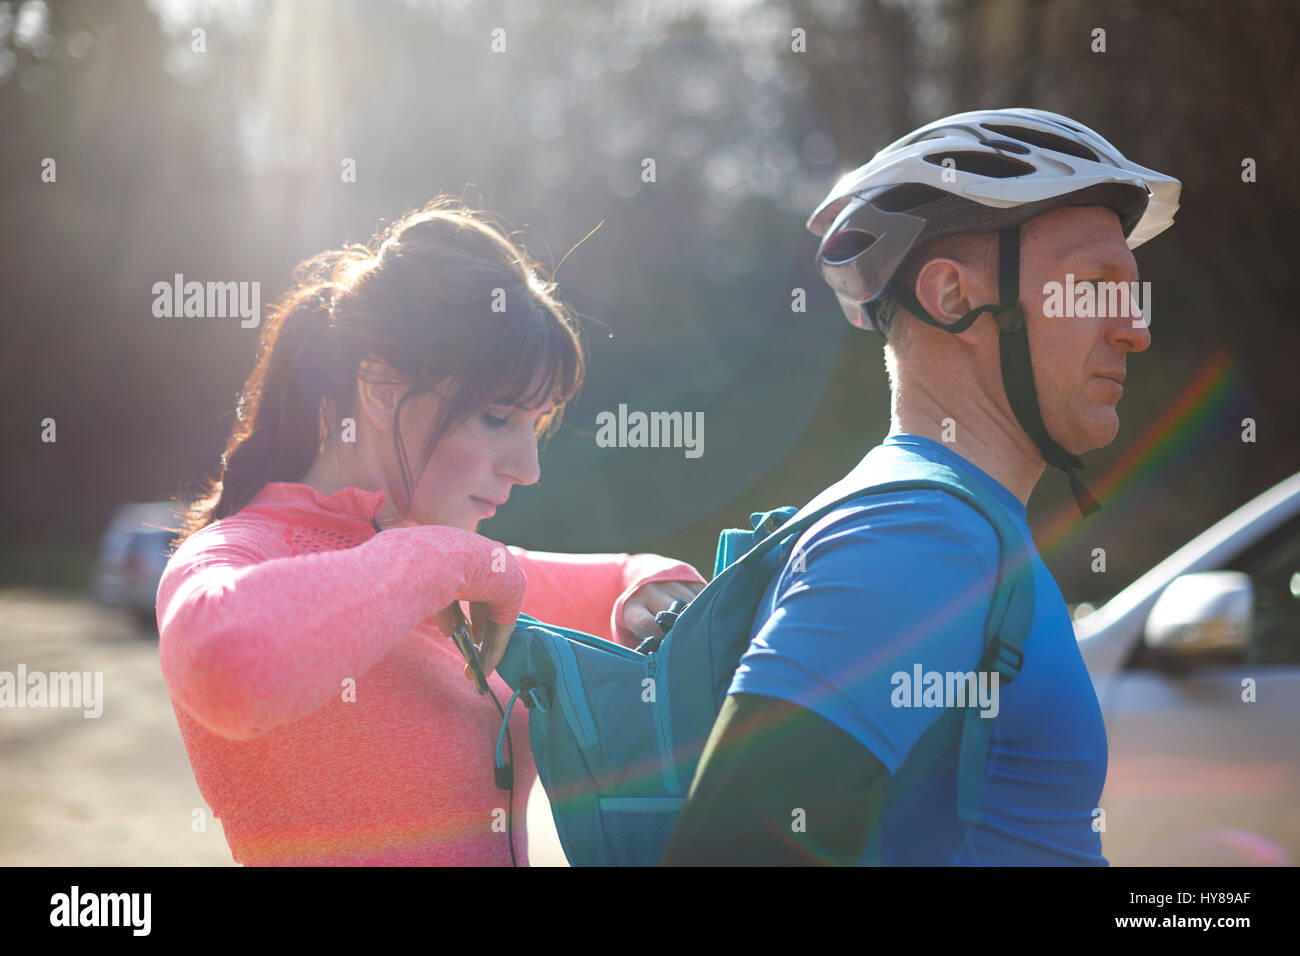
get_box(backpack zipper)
[540,636,599,751]
[644,647,681,795]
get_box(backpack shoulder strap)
[735,459,1035,855]
[838,461,1036,863]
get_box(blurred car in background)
[93,501,179,632]
[1077,470,1300,865]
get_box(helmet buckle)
[992,303,1025,334]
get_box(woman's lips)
[470,496,498,518]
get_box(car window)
[1225,512,1300,665]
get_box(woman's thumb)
[470,601,517,676]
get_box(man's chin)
[1070,411,1121,455]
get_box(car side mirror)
[1144,571,1253,656]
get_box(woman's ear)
[355,356,407,433]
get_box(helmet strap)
[892,226,1101,517]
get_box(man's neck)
[889,372,1045,506]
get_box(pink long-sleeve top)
[155,481,705,866]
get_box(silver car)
[93,501,180,632]
[1077,471,1300,865]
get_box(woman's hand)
[467,600,516,679]
[448,600,517,689]
[428,537,524,688]
[619,580,706,641]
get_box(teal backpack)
[494,458,1035,866]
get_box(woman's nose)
[500,436,541,486]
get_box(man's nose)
[1110,287,1151,352]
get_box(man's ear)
[355,356,407,433]
[913,257,971,329]
[913,253,998,343]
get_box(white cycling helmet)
[808,107,1181,332]
[807,108,1181,515]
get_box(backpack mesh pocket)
[597,797,686,867]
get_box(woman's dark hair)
[174,196,586,544]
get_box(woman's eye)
[482,412,510,428]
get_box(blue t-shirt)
[728,435,1109,865]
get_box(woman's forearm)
[508,547,705,644]
[159,522,525,740]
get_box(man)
[661,109,1180,865]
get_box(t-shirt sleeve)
[727,490,1001,775]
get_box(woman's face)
[389,389,549,531]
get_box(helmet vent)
[874,183,947,212]
[923,150,1036,178]
[981,138,1031,154]
[979,123,1101,162]
[821,228,876,263]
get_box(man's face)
[1019,205,1151,455]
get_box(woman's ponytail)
[224,288,334,506]
[175,272,344,542]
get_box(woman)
[157,197,705,866]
